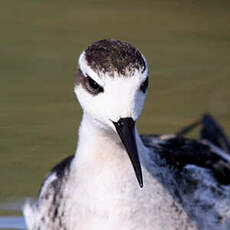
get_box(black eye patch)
[85,75,104,95]
[140,77,149,93]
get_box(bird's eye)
[85,76,104,95]
[140,77,149,93]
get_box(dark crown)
[84,39,147,76]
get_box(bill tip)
[138,179,143,188]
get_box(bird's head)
[74,39,149,187]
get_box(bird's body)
[24,39,230,230]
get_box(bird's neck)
[74,112,128,165]
[72,112,149,180]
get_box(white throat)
[72,112,148,186]
[74,112,129,167]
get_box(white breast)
[61,146,196,230]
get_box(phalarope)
[24,39,230,230]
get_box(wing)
[39,155,74,198]
[141,134,230,185]
[200,114,230,153]
[176,114,230,153]
[141,120,230,229]
[141,114,230,185]
[23,155,74,229]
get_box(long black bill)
[113,118,143,188]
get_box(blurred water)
[0,217,26,230]
[0,199,26,229]
[0,0,230,221]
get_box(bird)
[23,39,230,230]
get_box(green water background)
[0,0,230,217]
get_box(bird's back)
[141,134,230,230]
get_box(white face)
[74,51,149,131]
